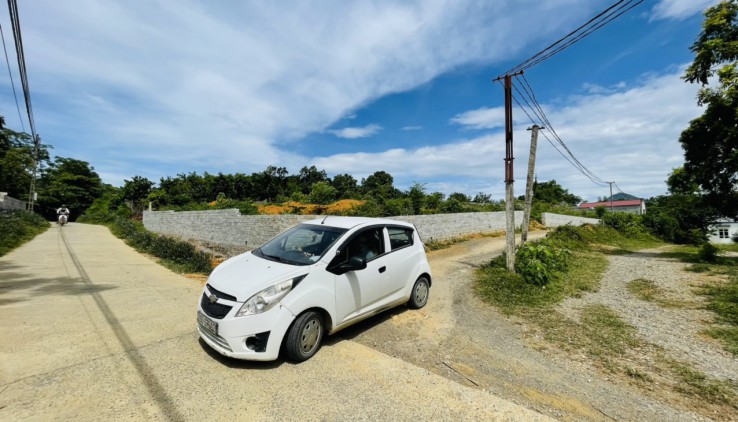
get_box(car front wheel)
[285,311,324,362]
[408,276,430,309]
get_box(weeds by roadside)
[474,223,737,416]
[0,210,49,257]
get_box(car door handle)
[379,266,386,273]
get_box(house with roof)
[578,193,646,215]
[708,218,738,244]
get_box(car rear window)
[388,227,414,250]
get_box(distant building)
[708,218,738,244]
[579,198,646,215]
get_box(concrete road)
[0,223,551,421]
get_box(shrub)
[514,239,571,286]
[698,243,720,263]
[601,212,646,237]
[0,210,49,256]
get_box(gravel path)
[344,236,711,421]
[559,247,738,383]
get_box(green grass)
[475,251,607,314]
[0,210,49,257]
[473,223,738,411]
[626,278,694,309]
[667,360,737,405]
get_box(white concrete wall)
[542,213,599,227]
[708,221,738,244]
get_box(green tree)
[37,157,103,220]
[361,171,398,199]
[0,116,50,199]
[331,173,358,198]
[298,166,328,194]
[308,181,337,205]
[407,182,426,214]
[122,175,154,215]
[681,0,738,218]
[531,180,582,205]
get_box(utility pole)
[607,181,614,213]
[503,74,516,271]
[26,134,39,212]
[494,71,522,271]
[521,125,543,244]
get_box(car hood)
[206,251,309,302]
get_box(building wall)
[143,209,526,256]
[0,193,26,210]
[708,221,738,244]
[542,213,599,227]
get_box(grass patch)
[0,210,49,257]
[667,360,736,405]
[704,327,738,356]
[425,231,505,251]
[626,278,693,309]
[476,250,606,314]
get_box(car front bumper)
[197,303,296,361]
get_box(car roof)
[302,216,413,230]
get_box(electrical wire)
[0,22,24,132]
[7,0,36,140]
[511,77,610,187]
[501,0,643,76]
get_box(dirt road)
[0,223,549,421]
[341,235,711,421]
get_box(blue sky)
[0,0,720,201]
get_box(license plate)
[197,311,218,336]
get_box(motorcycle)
[58,214,68,226]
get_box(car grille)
[206,283,237,301]
[198,325,232,352]
[200,293,233,319]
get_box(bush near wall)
[0,210,49,256]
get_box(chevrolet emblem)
[208,293,218,304]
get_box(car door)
[331,227,392,325]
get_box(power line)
[7,0,36,139]
[501,0,644,76]
[510,77,609,187]
[0,22,23,132]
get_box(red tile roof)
[579,199,643,208]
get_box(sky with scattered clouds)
[0,0,721,201]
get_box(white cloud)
[450,107,506,130]
[314,67,703,201]
[328,124,383,139]
[651,0,718,21]
[2,0,614,185]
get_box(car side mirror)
[327,256,366,275]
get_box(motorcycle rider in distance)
[56,205,70,225]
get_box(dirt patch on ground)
[340,235,734,421]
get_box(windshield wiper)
[261,252,298,265]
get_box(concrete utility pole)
[607,181,614,212]
[521,125,543,244]
[503,74,516,271]
[26,134,40,212]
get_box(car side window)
[335,227,385,264]
[388,227,414,250]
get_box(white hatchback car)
[197,216,432,362]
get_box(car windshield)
[253,224,348,265]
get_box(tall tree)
[0,116,49,199]
[37,157,103,220]
[681,0,738,218]
[530,180,582,205]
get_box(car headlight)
[236,276,305,317]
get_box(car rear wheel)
[408,276,430,309]
[285,311,324,362]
